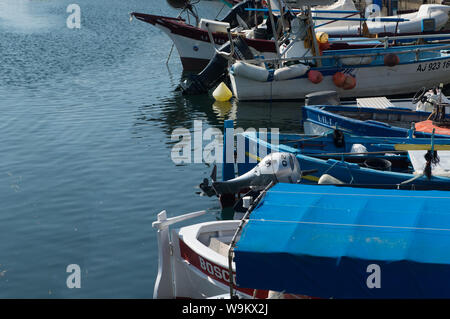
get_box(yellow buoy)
[315,31,329,44]
[213,82,233,102]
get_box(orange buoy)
[384,53,399,67]
[308,70,323,84]
[342,75,356,90]
[332,72,346,88]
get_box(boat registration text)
[416,60,450,72]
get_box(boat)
[131,0,274,71]
[153,182,450,298]
[228,33,450,101]
[251,0,450,35]
[302,87,450,137]
[314,0,450,35]
[131,0,450,72]
[223,0,450,101]
[234,183,450,298]
[129,3,369,72]
[229,40,450,101]
[235,130,450,182]
[228,132,450,187]
[152,210,265,298]
[193,120,450,216]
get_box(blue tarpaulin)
[234,183,450,298]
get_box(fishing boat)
[303,104,450,138]
[250,0,450,35]
[152,210,265,299]
[130,1,368,72]
[232,130,450,184]
[228,32,450,100]
[194,120,450,218]
[302,87,450,137]
[131,0,273,71]
[314,0,450,35]
[233,183,450,298]
[223,0,450,101]
[153,182,450,298]
[131,0,450,71]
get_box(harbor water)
[0,0,303,297]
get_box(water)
[0,0,303,298]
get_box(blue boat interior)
[320,43,450,67]
[237,131,412,175]
[236,130,450,186]
[301,104,450,138]
[311,104,434,129]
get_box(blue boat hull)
[238,132,450,187]
[302,105,450,138]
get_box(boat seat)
[209,237,230,257]
[356,97,395,109]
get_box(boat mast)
[267,0,282,67]
[306,4,322,67]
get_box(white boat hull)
[154,24,276,71]
[229,56,450,101]
[153,215,267,299]
[160,25,220,70]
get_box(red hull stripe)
[178,238,268,299]
[131,12,276,53]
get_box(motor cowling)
[180,36,254,95]
[221,0,263,29]
[212,152,302,195]
[416,88,450,112]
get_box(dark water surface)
[0,0,303,297]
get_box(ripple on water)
[0,0,304,298]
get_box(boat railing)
[329,33,450,44]
[240,42,450,65]
[152,210,207,230]
[205,24,235,59]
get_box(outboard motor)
[413,85,450,127]
[221,0,263,29]
[212,152,302,195]
[180,36,254,95]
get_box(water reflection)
[212,100,236,121]
[133,88,305,142]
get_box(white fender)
[274,64,310,81]
[231,62,269,82]
[318,174,345,185]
